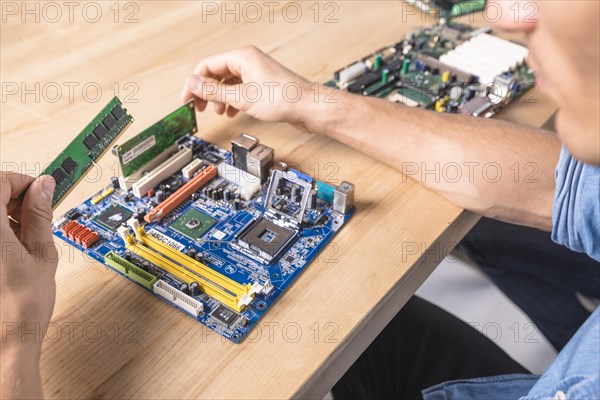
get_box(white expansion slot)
[131,147,192,198]
[182,158,203,179]
[119,143,179,190]
[439,33,528,87]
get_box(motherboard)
[52,100,355,343]
[326,22,535,117]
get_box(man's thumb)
[186,75,244,109]
[21,175,55,253]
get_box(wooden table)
[1,2,557,398]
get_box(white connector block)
[119,143,179,190]
[182,158,203,180]
[217,162,261,201]
[439,33,529,86]
[152,280,203,317]
[131,147,192,198]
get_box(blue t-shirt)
[424,147,600,400]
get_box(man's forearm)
[305,88,560,230]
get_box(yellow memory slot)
[124,235,243,310]
[136,226,252,297]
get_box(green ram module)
[40,97,133,208]
[115,100,197,178]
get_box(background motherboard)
[53,102,355,343]
[326,22,535,117]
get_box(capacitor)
[435,98,448,113]
[437,83,448,96]
[179,283,190,295]
[508,81,521,96]
[124,252,132,261]
[447,100,460,113]
[111,176,120,189]
[217,188,224,200]
[401,59,411,75]
[449,86,462,101]
[190,282,200,296]
[187,247,196,259]
[381,68,390,84]
[154,190,164,203]
[442,71,451,83]
[141,261,151,271]
[373,54,382,70]
[311,189,318,208]
[415,60,427,72]
[234,199,241,210]
[195,252,204,263]
[211,189,218,200]
[224,189,232,201]
[465,85,478,101]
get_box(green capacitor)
[401,59,411,75]
[374,54,382,70]
[451,0,485,17]
[381,69,390,83]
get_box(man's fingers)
[192,48,247,78]
[0,172,34,209]
[214,102,226,115]
[20,175,55,254]
[185,75,245,111]
[226,105,240,118]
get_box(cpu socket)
[238,218,296,264]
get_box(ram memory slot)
[124,234,246,311]
[104,251,157,290]
[136,227,252,301]
[38,97,133,208]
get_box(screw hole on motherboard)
[273,273,279,278]
[232,334,239,340]
[257,301,266,310]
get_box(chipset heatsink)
[170,208,216,240]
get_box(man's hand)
[182,46,326,132]
[1,172,57,399]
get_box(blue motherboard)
[52,106,355,343]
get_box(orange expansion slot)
[145,164,217,222]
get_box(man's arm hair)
[305,89,560,231]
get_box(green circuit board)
[40,97,133,208]
[326,23,535,118]
[115,100,197,177]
